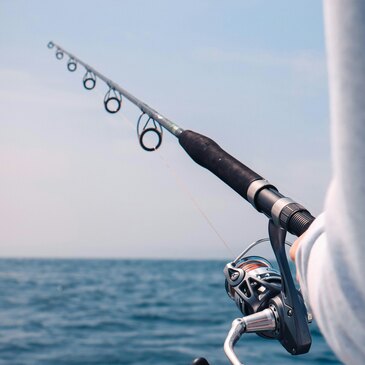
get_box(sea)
[0,259,341,365]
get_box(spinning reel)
[193,222,312,365]
[220,220,312,365]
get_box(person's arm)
[291,1,365,364]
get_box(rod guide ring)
[104,88,122,113]
[139,128,162,151]
[56,50,64,60]
[137,112,164,151]
[67,60,77,72]
[104,97,121,113]
[83,78,96,90]
[83,70,96,90]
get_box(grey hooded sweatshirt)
[295,1,365,364]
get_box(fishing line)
[119,112,235,257]
[153,146,235,257]
[91,87,234,255]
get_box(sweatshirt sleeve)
[295,1,365,364]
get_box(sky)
[0,1,330,259]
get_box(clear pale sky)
[0,1,330,259]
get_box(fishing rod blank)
[48,41,315,237]
[49,42,183,138]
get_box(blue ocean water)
[0,259,340,365]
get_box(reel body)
[225,255,281,317]
[225,255,281,339]
[223,221,311,360]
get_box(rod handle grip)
[179,130,262,200]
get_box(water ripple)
[0,259,341,365]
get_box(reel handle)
[224,309,277,365]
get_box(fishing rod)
[48,41,315,365]
[47,41,314,237]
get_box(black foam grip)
[179,130,262,199]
